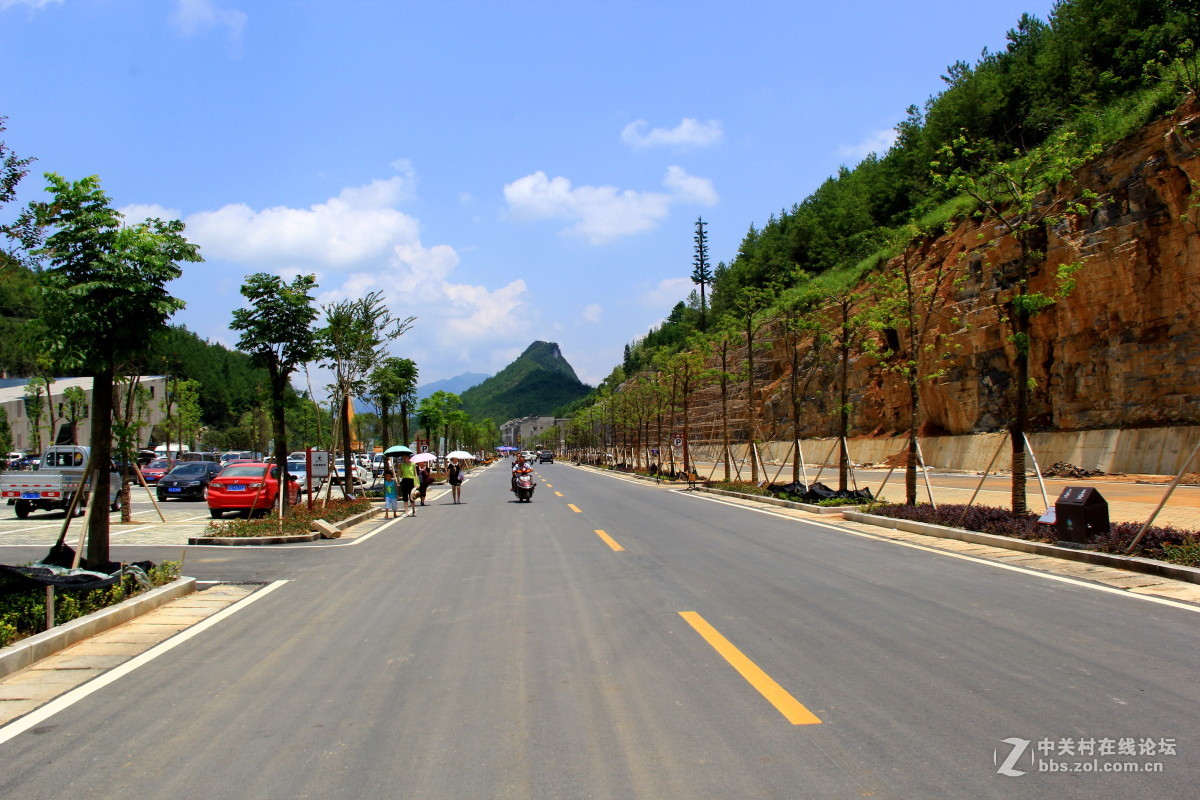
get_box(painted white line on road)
[0,580,291,746]
[676,491,1200,615]
[0,523,61,537]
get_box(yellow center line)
[678,611,822,726]
[545,484,553,488]
[594,529,624,551]
[567,503,581,513]
[554,491,564,497]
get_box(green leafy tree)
[933,131,1094,514]
[729,285,776,483]
[867,225,967,504]
[0,116,36,258]
[317,291,414,492]
[778,283,832,483]
[113,376,151,522]
[230,272,319,512]
[416,393,446,450]
[62,385,88,444]
[30,173,198,567]
[23,377,46,454]
[365,356,418,450]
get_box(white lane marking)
[0,580,290,746]
[675,491,1200,615]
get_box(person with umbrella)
[446,456,465,504]
[398,452,418,517]
[410,452,437,506]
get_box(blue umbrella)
[383,445,414,455]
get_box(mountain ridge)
[459,341,590,422]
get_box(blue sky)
[1,0,1058,392]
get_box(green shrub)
[0,560,181,648]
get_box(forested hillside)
[621,0,1199,376]
[460,341,590,422]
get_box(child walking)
[382,470,398,518]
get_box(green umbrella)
[383,445,414,455]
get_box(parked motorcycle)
[512,470,536,502]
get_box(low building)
[500,415,568,450]
[0,376,172,454]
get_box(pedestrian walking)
[382,470,398,518]
[417,460,432,506]
[398,453,418,517]
[446,457,465,504]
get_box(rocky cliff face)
[751,101,1200,440]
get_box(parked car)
[284,459,319,494]
[369,452,386,476]
[142,458,174,483]
[221,450,257,466]
[207,462,300,519]
[157,461,223,501]
[330,460,369,486]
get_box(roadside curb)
[842,510,1200,586]
[186,507,381,546]
[0,576,197,679]
[698,486,846,515]
[573,463,1200,586]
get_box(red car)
[207,463,300,519]
[142,458,174,483]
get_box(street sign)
[309,449,330,478]
[673,436,683,449]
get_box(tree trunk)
[271,371,291,514]
[838,337,850,491]
[340,391,353,498]
[84,370,114,570]
[747,333,758,484]
[1011,338,1029,516]
[906,379,920,506]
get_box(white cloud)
[128,165,530,362]
[621,118,723,150]
[183,175,420,271]
[119,203,184,224]
[503,166,717,244]
[838,127,898,161]
[582,303,602,323]
[171,0,246,42]
[641,277,694,309]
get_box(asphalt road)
[1,463,1197,799]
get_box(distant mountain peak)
[459,341,589,421]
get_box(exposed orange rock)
[738,101,1200,441]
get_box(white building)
[499,415,568,450]
[0,376,172,454]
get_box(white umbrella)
[410,452,437,464]
[446,450,474,460]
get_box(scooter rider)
[511,453,532,492]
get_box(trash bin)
[1054,486,1109,544]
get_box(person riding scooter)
[511,453,532,491]
[511,453,536,501]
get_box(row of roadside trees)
[573,121,1104,513]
